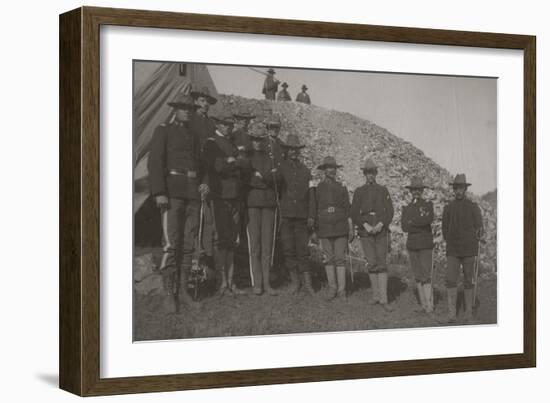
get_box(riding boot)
[161,268,178,313]
[179,268,199,309]
[415,282,426,312]
[446,287,458,323]
[214,249,228,297]
[336,266,347,300]
[287,268,301,294]
[324,265,337,300]
[463,288,474,323]
[379,272,394,312]
[263,265,278,296]
[423,283,434,313]
[368,273,380,305]
[303,271,315,296]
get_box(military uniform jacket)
[189,112,216,149]
[296,92,311,104]
[147,121,202,200]
[401,198,434,250]
[442,198,483,257]
[246,151,280,208]
[313,178,350,238]
[351,182,394,236]
[202,132,250,200]
[262,76,279,100]
[277,89,292,101]
[279,159,312,219]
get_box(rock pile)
[220,95,497,273]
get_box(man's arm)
[401,205,412,233]
[442,204,450,241]
[383,187,395,228]
[473,202,484,238]
[147,126,167,197]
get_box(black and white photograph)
[132,60,497,342]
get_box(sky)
[135,62,497,195]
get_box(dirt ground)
[133,248,497,341]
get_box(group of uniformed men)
[262,68,311,104]
[148,85,484,325]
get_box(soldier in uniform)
[245,131,281,296]
[276,82,292,102]
[202,112,250,297]
[312,156,353,300]
[442,174,484,323]
[296,85,311,104]
[351,158,395,311]
[232,108,255,158]
[278,134,315,295]
[401,176,435,314]
[262,68,280,100]
[147,93,208,313]
[189,87,218,272]
[265,116,286,167]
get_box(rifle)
[472,239,482,315]
[267,137,281,267]
[190,197,207,301]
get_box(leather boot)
[179,269,200,310]
[336,266,347,300]
[379,272,394,312]
[161,268,178,314]
[368,273,380,305]
[415,282,426,313]
[325,265,337,300]
[263,265,278,296]
[463,288,474,323]
[287,268,301,294]
[446,287,458,323]
[303,271,315,296]
[423,283,434,313]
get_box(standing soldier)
[313,156,353,300]
[262,68,280,100]
[202,112,250,297]
[279,134,315,295]
[189,86,218,273]
[277,82,292,102]
[232,108,255,154]
[148,93,208,313]
[351,159,395,311]
[265,116,285,167]
[246,131,281,295]
[296,84,311,104]
[442,174,484,323]
[401,176,435,314]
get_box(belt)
[168,169,197,178]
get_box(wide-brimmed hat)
[406,176,428,189]
[211,111,234,126]
[190,86,217,105]
[267,68,276,74]
[282,134,306,149]
[301,84,308,90]
[317,156,342,170]
[361,158,378,172]
[265,116,282,128]
[167,93,195,109]
[281,82,289,88]
[232,108,256,120]
[449,173,471,187]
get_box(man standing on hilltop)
[262,68,280,100]
[277,82,292,102]
[296,84,311,104]
[442,174,484,324]
[351,159,395,311]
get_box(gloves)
[155,195,169,210]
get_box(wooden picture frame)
[59,6,536,396]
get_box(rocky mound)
[220,95,497,273]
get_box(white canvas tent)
[133,62,220,213]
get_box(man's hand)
[155,195,169,210]
[226,156,236,164]
[348,228,355,241]
[476,228,485,241]
[198,183,209,199]
[363,223,374,234]
[307,217,315,230]
[309,232,319,245]
[373,222,383,233]
[271,168,278,173]
[254,171,263,179]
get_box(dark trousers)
[159,198,199,273]
[212,199,241,251]
[280,217,310,274]
[247,207,275,290]
[446,255,475,289]
[408,248,433,283]
[360,230,388,273]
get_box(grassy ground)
[133,249,497,341]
